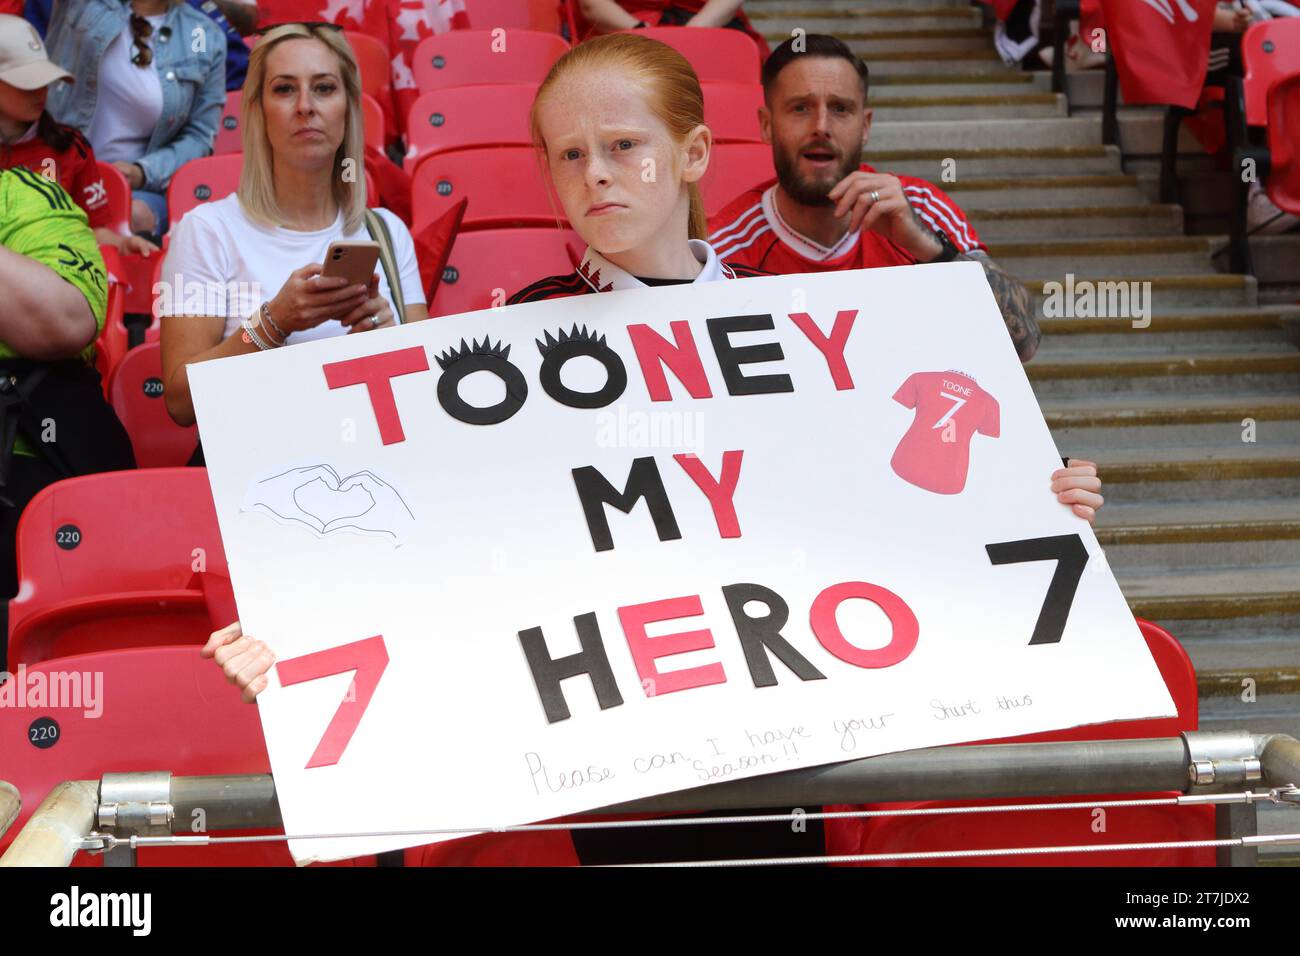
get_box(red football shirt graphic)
[890,370,1000,495]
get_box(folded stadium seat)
[6,469,226,669]
[92,278,128,387]
[832,618,1215,866]
[702,82,765,144]
[411,146,561,234]
[362,91,385,153]
[344,30,391,103]
[632,27,761,83]
[465,0,563,32]
[404,84,538,175]
[1243,18,1300,215]
[699,141,774,218]
[107,343,197,469]
[0,645,375,866]
[167,153,244,223]
[215,89,243,155]
[430,227,578,316]
[95,161,132,237]
[411,30,568,96]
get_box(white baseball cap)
[0,15,73,90]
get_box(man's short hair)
[761,34,870,105]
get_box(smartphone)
[320,240,381,287]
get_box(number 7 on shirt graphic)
[890,370,1000,495]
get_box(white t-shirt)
[86,16,166,164]
[159,194,426,345]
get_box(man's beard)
[773,141,863,207]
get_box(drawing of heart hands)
[332,470,415,541]
[243,464,414,545]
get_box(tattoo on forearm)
[959,252,1040,361]
[216,0,259,35]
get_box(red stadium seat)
[1242,18,1300,214]
[95,161,132,237]
[829,617,1212,866]
[431,227,578,316]
[362,91,385,152]
[7,469,225,669]
[411,30,568,95]
[344,30,391,100]
[466,0,563,33]
[215,89,243,155]
[93,278,128,387]
[167,154,243,223]
[0,645,374,866]
[404,84,537,174]
[703,82,764,143]
[700,141,774,217]
[633,27,761,83]
[107,343,197,469]
[411,146,560,233]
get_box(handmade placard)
[188,261,1175,863]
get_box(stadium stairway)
[746,0,1300,738]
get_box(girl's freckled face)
[536,67,687,256]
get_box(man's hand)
[827,171,942,261]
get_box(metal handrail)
[3,733,1297,866]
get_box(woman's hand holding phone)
[266,263,371,338]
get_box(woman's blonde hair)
[238,24,367,233]
[530,33,709,241]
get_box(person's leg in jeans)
[130,189,170,246]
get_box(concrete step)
[873,72,1051,98]
[1025,346,1300,397]
[968,204,1183,240]
[1044,393,1300,448]
[865,52,1016,75]
[746,0,969,13]
[871,92,1068,121]
[754,9,981,33]
[1116,564,1300,620]
[1250,236,1300,288]
[868,117,1104,151]
[1094,499,1300,570]
[874,145,1123,179]
[943,174,1145,207]
[1038,308,1300,349]
[794,30,997,54]
[1075,108,1208,157]
[1070,445,1300,501]
[990,236,1221,278]
[1028,274,1257,312]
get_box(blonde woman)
[160,23,428,432]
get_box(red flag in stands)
[412,197,466,307]
[1097,0,1217,109]
[978,0,1019,21]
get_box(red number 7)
[276,635,390,769]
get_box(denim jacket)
[44,0,227,193]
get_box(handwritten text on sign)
[189,263,1174,863]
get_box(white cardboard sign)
[189,262,1175,864]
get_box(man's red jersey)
[0,122,112,233]
[707,163,985,275]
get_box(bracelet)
[260,300,288,341]
[241,317,277,351]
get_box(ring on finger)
[869,189,881,204]
[369,314,380,328]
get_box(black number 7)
[986,534,1089,645]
